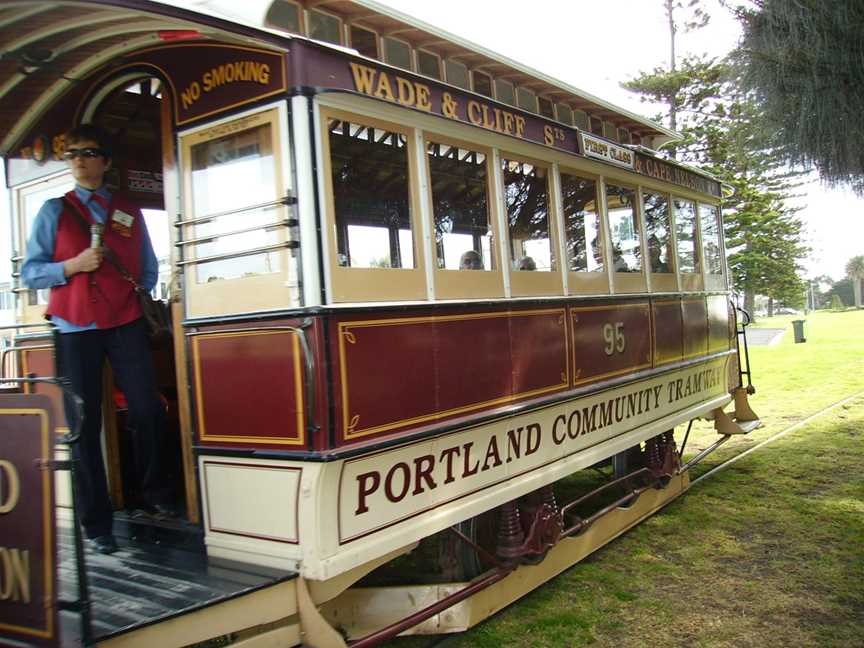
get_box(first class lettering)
[353,363,723,517]
[0,459,30,604]
[181,60,272,110]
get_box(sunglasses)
[63,147,106,160]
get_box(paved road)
[746,327,786,346]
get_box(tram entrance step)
[58,526,297,646]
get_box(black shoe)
[90,535,118,555]
[151,503,181,520]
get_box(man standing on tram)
[22,124,174,554]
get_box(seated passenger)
[517,256,537,271]
[611,246,630,272]
[649,236,670,273]
[459,250,483,270]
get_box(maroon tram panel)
[332,307,569,445]
[652,298,684,366]
[190,319,309,449]
[681,297,709,359]
[707,294,732,353]
[569,302,652,385]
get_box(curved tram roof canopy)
[0,0,677,161]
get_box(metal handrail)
[175,219,296,247]
[174,197,292,227]
[174,241,299,267]
[1,343,53,382]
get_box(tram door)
[83,76,190,519]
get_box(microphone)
[90,223,103,249]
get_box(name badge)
[111,209,134,237]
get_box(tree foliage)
[735,0,864,195]
[846,254,864,308]
[622,1,809,312]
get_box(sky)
[2,0,862,282]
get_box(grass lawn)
[384,309,864,647]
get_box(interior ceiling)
[0,0,672,158]
[0,0,273,156]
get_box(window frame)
[444,59,470,90]
[306,7,343,45]
[178,103,297,319]
[349,23,379,59]
[671,194,704,291]
[558,166,609,295]
[499,151,561,297]
[604,179,647,294]
[264,0,303,34]
[416,49,442,80]
[699,201,726,290]
[382,35,412,70]
[423,132,504,300]
[318,106,427,302]
[494,78,516,106]
[471,70,494,98]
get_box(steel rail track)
[691,389,864,486]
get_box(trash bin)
[792,319,806,343]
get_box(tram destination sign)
[297,44,579,155]
[0,394,57,648]
[337,357,728,542]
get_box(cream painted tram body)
[0,1,759,645]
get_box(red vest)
[46,191,144,329]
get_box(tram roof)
[0,0,679,159]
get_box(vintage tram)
[0,1,759,646]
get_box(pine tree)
[735,0,864,195]
[622,0,808,314]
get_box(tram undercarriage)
[49,398,755,648]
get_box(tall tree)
[622,2,808,315]
[846,255,864,308]
[735,1,864,195]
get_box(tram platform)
[57,516,298,647]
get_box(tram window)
[589,116,603,135]
[445,60,469,90]
[472,71,493,98]
[618,127,631,144]
[643,191,674,274]
[502,158,554,271]
[537,97,554,119]
[427,141,493,271]
[700,203,723,274]
[308,10,342,45]
[574,109,590,131]
[560,172,603,273]
[495,79,515,106]
[674,198,700,273]
[632,133,642,146]
[516,87,537,113]
[350,25,379,59]
[556,104,573,126]
[606,184,641,273]
[265,0,301,33]
[603,121,617,140]
[383,37,412,70]
[189,123,282,283]
[328,119,415,269]
[417,50,441,80]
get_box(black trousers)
[57,318,170,538]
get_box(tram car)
[0,0,760,645]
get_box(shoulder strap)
[60,194,141,290]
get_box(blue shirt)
[21,185,159,333]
